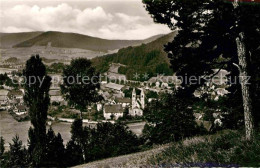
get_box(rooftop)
[104,104,124,114]
[8,90,23,97]
[0,89,9,96]
[105,83,124,91]
[115,97,131,104]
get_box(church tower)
[132,88,136,108]
[141,89,145,109]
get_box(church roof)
[115,97,131,103]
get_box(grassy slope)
[148,130,260,167]
[73,130,260,167]
[0,32,43,48]
[12,31,164,52]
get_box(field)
[0,46,117,62]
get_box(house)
[8,89,23,100]
[115,97,131,108]
[129,88,145,117]
[105,83,124,92]
[49,74,63,90]
[103,104,124,120]
[148,75,181,88]
[0,89,9,109]
[49,89,66,105]
[13,105,27,115]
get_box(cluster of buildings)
[100,84,145,120]
[1,59,231,123]
[0,89,27,115]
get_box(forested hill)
[11,31,164,52]
[0,32,43,48]
[92,31,178,81]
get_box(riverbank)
[0,111,145,150]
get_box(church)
[129,88,145,117]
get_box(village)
[0,59,178,122]
[1,57,229,127]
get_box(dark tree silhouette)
[143,0,260,141]
[23,54,51,166]
[8,135,27,167]
[143,93,199,144]
[61,58,102,118]
[0,136,4,158]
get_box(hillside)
[73,144,170,168]
[0,32,43,48]
[73,130,260,167]
[92,31,178,80]
[12,31,163,52]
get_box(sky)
[0,0,171,40]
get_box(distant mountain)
[8,31,164,52]
[92,31,178,81]
[0,32,43,48]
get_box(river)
[0,111,145,150]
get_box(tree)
[70,118,91,162]
[231,0,257,141]
[143,0,260,141]
[45,128,66,167]
[61,58,102,118]
[65,140,84,166]
[143,93,199,144]
[88,122,140,160]
[23,55,51,166]
[8,135,27,167]
[0,136,5,158]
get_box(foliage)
[8,135,28,167]
[23,54,51,166]
[0,137,4,158]
[69,119,140,164]
[88,122,140,160]
[0,73,19,88]
[65,139,84,166]
[143,93,202,144]
[143,0,260,128]
[148,130,260,167]
[48,105,65,117]
[92,33,176,81]
[47,62,65,73]
[45,127,66,167]
[61,58,102,117]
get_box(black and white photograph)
[0,0,260,167]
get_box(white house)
[103,104,124,120]
[13,105,27,115]
[0,89,9,109]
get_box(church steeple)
[140,89,145,109]
[132,88,136,107]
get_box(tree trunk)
[236,32,254,141]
